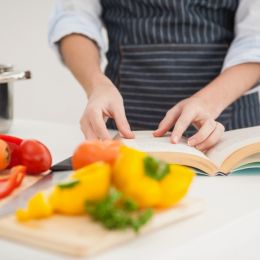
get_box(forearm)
[60,34,132,139]
[194,63,260,118]
[60,34,104,97]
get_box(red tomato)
[72,140,121,170]
[18,140,52,174]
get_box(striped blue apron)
[101,0,260,134]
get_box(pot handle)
[0,70,31,84]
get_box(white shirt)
[48,0,260,72]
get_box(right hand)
[80,75,134,140]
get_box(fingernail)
[188,138,195,146]
[123,125,134,137]
[172,136,178,144]
[195,145,205,152]
[127,129,135,138]
[153,129,159,136]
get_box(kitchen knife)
[50,157,72,171]
[0,157,73,218]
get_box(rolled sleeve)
[48,0,105,61]
[223,0,260,70]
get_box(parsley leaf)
[144,156,170,181]
[85,189,153,232]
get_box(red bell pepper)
[0,135,23,168]
[0,165,26,199]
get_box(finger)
[90,111,111,140]
[171,109,196,143]
[80,118,97,140]
[196,122,225,151]
[188,119,217,146]
[85,124,98,140]
[153,106,181,137]
[113,105,134,139]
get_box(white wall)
[0,0,86,125]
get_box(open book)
[117,126,260,176]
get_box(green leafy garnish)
[131,208,153,232]
[85,189,153,232]
[58,179,80,189]
[144,156,170,180]
[122,198,139,212]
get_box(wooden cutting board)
[0,198,204,257]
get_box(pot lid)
[0,64,13,73]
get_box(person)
[49,0,260,151]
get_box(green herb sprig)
[144,156,170,180]
[57,179,80,189]
[85,189,153,232]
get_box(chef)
[49,0,260,150]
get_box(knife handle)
[51,157,72,171]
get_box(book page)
[232,162,260,173]
[206,126,260,168]
[119,131,209,160]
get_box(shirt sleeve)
[222,0,260,70]
[48,0,105,61]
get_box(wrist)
[85,73,117,99]
[84,73,112,97]
[193,90,226,119]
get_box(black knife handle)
[51,157,72,171]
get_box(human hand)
[153,96,225,151]
[80,75,134,140]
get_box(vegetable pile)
[0,135,52,199]
[16,140,195,232]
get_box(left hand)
[153,96,225,151]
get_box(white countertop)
[1,119,260,260]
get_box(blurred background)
[0,0,85,125]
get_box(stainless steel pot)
[0,64,31,132]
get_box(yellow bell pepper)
[16,208,30,222]
[50,162,111,215]
[158,164,195,208]
[16,192,53,221]
[113,146,195,209]
[112,146,146,189]
[122,176,162,208]
[16,162,111,220]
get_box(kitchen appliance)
[0,64,31,132]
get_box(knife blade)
[0,157,73,218]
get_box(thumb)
[113,105,134,139]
